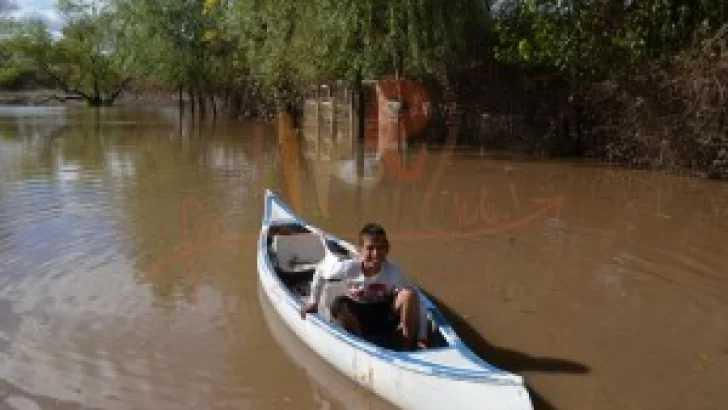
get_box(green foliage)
[114,0,209,89]
[283,0,488,83]
[223,0,489,106]
[3,0,725,111]
[494,0,728,82]
[1,20,56,88]
[0,9,29,88]
[1,0,492,107]
[114,0,253,108]
[2,1,135,104]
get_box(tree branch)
[105,76,133,104]
[41,63,93,102]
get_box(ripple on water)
[4,396,41,410]
[0,272,237,408]
[0,184,223,408]
[613,239,728,307]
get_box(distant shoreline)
[0,90,77,106]
[0,90,177,107]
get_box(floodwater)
[0,105,726,410]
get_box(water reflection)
[0,106,67,140]
[0,106,284,408]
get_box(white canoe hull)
[259,284,393,409]
[258,190,534,410]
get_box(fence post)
[331,84,338,148]
[316,83,321,160]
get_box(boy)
[300,223,427,350]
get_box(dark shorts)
[330,296,400,335]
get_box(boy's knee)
[396,287,418,304]
[330,296,349,319]
[330,297,360,330]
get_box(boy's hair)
[359,222,388,244]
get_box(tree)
[5,0,135,105]
[228,0,302,107]
[56,0,134,105]
[113,0,240,116]
[278,0,487,85]
[0,1,23,87]
[493,0,728,83]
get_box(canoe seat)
[273,233,327,273]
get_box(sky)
[9,0,63,33]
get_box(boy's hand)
[300,301,317,319]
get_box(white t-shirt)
[309,259,427,338]
[310,259,409,303]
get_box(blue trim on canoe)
[260,190,515,382]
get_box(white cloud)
[14,0,56,14]
[10,0,64,34]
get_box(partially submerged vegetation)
[0,0,726,177]
[493,1,728,178]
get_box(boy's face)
[359,234,389,272]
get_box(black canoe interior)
[266,222,448,350]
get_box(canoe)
[257,189,534,410]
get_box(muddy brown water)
[0,106,726,410]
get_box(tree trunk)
[88,69,102,107]
[353,69,366,178]
[210,93,217,120]
[197,90,206,119]
[88,78,102,107]
[178,87,184,112]
[102,78,132,106]
[86,97,102,107]
[188,88,196,118]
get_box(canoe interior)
[265,221,449,351]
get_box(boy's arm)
[300,259,348,318]
[300,269,323,317]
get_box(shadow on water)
[422,291,590,410]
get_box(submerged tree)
[113,0,254,117]
[4,0,493,112]
[5,0,135,106]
